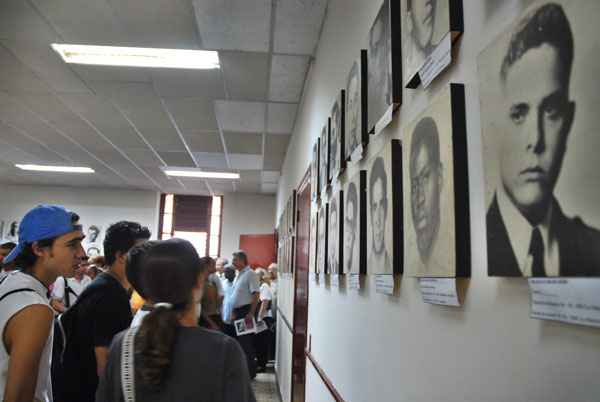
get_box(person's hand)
[245,313,253,326]
[257,317,263,325]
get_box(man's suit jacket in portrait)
[486,195,600,277]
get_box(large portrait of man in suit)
[479,1,600,277]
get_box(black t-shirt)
[68,272,133,402]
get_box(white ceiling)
[0,0,328,195]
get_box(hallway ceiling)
[0,0,328,195]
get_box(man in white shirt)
[51,255,92,313]
[230,250,260,379]
[215,257,229,284]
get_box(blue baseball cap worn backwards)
[4,205,82,264]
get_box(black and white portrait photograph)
[328,190,343,275]
[6,221,19,241]
[317,203,328,274]
[401,0,463,88]
[0,221,4,240]
[319,121,330,194]
[344,171,367,274]
[311,139,320,200]
[479,1,600,277]
[367,0,402,133]
[329,91,345,181]
[345,51,368,161]
[367,141,402,275]
[310,213,318,273]
[403,85,469,277]
[87,246,101,257]
[85,224,101,244]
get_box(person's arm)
[257,299,269,324]
[94,346,109,377]
[200,308,221,331]
[245,292,260,325]
[3,304,54,402]
[213,276,225,308]
[51,298,68,313]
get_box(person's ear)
[115,250,127,266]
[32,241,48,258]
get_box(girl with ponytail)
[96,238,256,402]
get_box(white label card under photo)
[348,274,360,290]
[319,272,325,283]
[374,104,394,136]
[331,274,339,287]
[419,278,460,307]
[419,32,452,89]
[375,275,394,294]
[309,272,316,282]
[529,278,600,328]
[350,144,364,165]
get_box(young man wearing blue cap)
[0,205,85,402]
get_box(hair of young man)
[103,221,151,267]
[233,250,248,265]
[12,212,80,271]
[125,240,159,299]
[369,157,387,206]
[500,3,573,84]
[0,242,17,251]
[411,117,441,167]
[138,238,202,391]
[199,256,215,270]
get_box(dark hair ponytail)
[136,238,203,391]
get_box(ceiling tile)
[263,154,284,170]
[0,0,62,42]
[240,170,261,182]
[0,46,50,92]
[0,93,43,123]
[149,69,224,99]
[178,179,210,194]
[0,140,41,164]
[9,92,85,125]
[182,130,224,153]
[87,149,132,165]
[261,171,280,182]
[3,42,90,94]
[95,125,149,149]
[261,182,278,193]
[267,103,297,133]
[236,182,261,193]
[111,0,199,49]
[207,181,235,194]
[221,51,268,101]
[264,133,290,154]
[120,149,165,167]
[163,98,218,131]
[51,123,113,149]
[215,101,265,133]
[72,65,153,83]
[272,0,327,55]
[87,81,158,97]
[192,0,272,52]
[192,152,228,169]
[157,151,196,167]
[60,93,133,128]
[141,128,187,152]
[112,96,174,131]
[228,154,263,170]
[110,163,148,178]
[269,55,310,102]
[223,132,263,154]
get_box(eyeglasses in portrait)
[478,0,600,277]
[403,84,470,277]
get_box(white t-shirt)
[231,267,260,308]
[259,283,272,318]
[0,271,53,402]
[51,275,92,306]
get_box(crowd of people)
[0,204,279,402]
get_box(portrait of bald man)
[479,1,600,276]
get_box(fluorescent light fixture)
[51,44,220,69]
[16,164,95,173]
[165,170,239,179]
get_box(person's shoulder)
[560,214,600,247]
[181,326,238,348]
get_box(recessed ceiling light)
[165,170,239,179]
[50,44,220,69]
[15,164,95,173]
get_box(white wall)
[220,194,276,260]
[275,1,600,401]
[0,184,160,252]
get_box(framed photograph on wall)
[479,0,600,277]
[328,189,343,275]
[345,50,369,161]
[401,0,464,88]
[289,190,297,234]
[85,224,102,245]
[367,0,402,134]
[403,84,469,277]
[311,139,320,200]
[367,140,403,275]
[343,170,367,275]
[319,121,330,194]
[329,91,346,181]
[5,221,19,241]
[317,203,328,274]
[0,221,4,240]
[310,212,318,273]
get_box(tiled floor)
[252,362,281,402]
